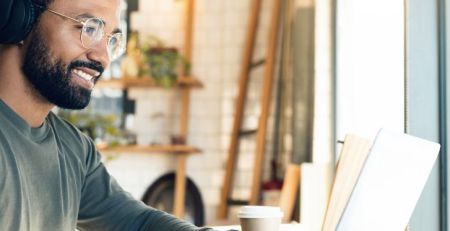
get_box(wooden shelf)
[98,144,201,154]
[96,76,203,89]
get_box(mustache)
[67,60,104,76]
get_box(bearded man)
[0,0,221,230]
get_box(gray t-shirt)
[0,99,213,231]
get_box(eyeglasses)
[45,9,125,61]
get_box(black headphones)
[0,0,45,44]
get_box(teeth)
[73,69,94,81]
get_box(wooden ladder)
[217,0,282,219]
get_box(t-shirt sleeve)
[76,138,215,231]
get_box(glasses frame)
[45,9,124,59]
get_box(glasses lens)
[81,18,103,48]
[108,33,125,60]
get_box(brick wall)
[104,0,275,225]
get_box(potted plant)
[140,35,190,88]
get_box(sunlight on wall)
[336,0,405,147]
[312,0,334,164]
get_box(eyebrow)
[112,28,122,34]
[76,13,104,23]
[76,13,122,34]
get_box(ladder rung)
[239,129,258,136]
[250,59,266,69]
[227,199,250,206]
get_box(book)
[321,129,440,231]
[321,134,372,231]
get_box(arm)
[76,139,216,231]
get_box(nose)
[86,41,110,69]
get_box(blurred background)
[60,0,450,230]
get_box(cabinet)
[98,0,198,218]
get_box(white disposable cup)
[238,206,283,231]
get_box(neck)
[0,45,54,128]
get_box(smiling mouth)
[72,69,100,83]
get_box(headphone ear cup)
[0,0,41,44]
[0,0,15,32]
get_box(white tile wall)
[105,0,277,225]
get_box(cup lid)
[238,206,284,218]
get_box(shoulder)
[47,112,98,162]
[47,112,91,144]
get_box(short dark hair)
[34,0,54,7]
[32,0,55,26]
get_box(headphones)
[0,0,45,44]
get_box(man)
[0,0,221,230]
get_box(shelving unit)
[96,76,203,89]
[99,144,201,154]
[97,0,198,219]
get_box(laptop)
[336,129,440,231]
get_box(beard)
[21,28,104,110]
